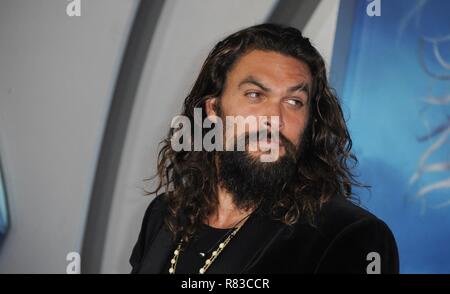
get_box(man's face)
[205,49,313,207]
[206,49,312,159]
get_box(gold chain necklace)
[168,214,251,274]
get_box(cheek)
[284,114,308,147]
[222,97,254,117]
[220,98,263,136]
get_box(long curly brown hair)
[145,23,363,242]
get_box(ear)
[205,97,219,118]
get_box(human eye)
[245,91,263,102]
[285,98,304,108]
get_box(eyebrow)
[238,75,310,96]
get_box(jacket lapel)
[206,210,288,274]
[138,225,174,274]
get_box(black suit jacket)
[130,195,399,274]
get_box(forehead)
[227,50,312,87]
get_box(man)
[130,23,399,274]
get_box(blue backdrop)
[333,0,450,273]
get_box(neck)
[206,185,255,229]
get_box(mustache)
[236,130,297,158]
[217,131,299,209]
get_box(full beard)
[217,131,299,210]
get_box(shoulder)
[129,194,169,272]
[136,194,170,241]
[316,196,383,236]
[308,196,399,273]
[142,194,169,219]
